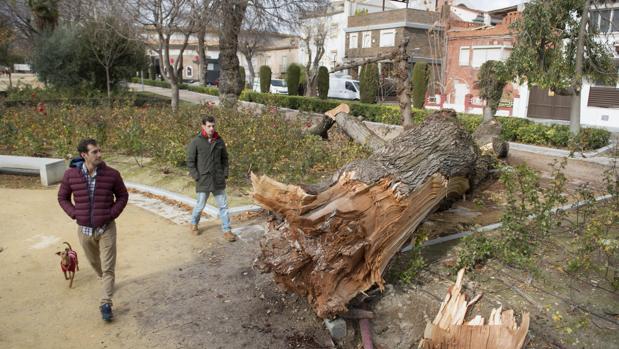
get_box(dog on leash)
[56,242,79,288]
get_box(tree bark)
[197,27,208,86]
[105,65,111,100]
[395,38,412,126]
[482,105,493,122]
[569,0,591,135]
[252,109,492,318]
[218,0,248,108]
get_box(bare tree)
[84,17,138,100]
[238,8,273,89]
[298,12,328,97]
[216,0,247,107]
[127,0,199,111]
[193,0,215,86]
[214,0,328,106]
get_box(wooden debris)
[252,109,494,318]
[418,269,529,349]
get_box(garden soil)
[0,175,332,349]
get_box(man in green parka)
[187,115,236,242]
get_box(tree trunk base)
[252,109,494,318]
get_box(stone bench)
[0,155,67,186]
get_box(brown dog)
[56,242,79,288]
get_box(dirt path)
[0,178,330,349]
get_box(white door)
[454,83,468,112]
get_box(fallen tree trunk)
[419,269,529,349]
[252,109,494,318]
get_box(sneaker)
[223,232,237,242]
[190,224,199,235]
[100,303,113,322]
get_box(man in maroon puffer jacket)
[58,138,128,322]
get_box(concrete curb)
[401,193,612,252]
[509,141,616,159]
[125,181,262,218]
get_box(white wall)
[580,81,619,131]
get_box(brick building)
[431,11,521,115]
[344,8,442,79]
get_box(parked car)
[269,79,288,94]
[328,76,360,100]
[252,77,288,94]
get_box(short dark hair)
[201,115,216,125]
[77,138,98,154]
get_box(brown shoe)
[223,232,237,242]
[190,224,199,235]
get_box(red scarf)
[201,129,219,143]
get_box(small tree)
[32,26,82,88]
[239,66,246,90]
[360,63,379,104]
[317,66,329,99]
[508,0,617,134]
[411,62,429,109]
[477,60,508,121]
[259,65,271,93]
[286,63,301,96]
[84,17,144,100]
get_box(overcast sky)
[455,0,526,11]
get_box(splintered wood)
[419,269,529,349]
[252,109,493,318]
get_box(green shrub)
[259,65,271,93]
[130,80,612,150]
[317,66,329,100]
[360,63,379,104]
[286,64,301,96]
[455,234,495,271]
[0,104,370,185]
[476,60,508,116]
[185,84,219,96]
[411,62,429,109]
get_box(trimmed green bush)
[286,64,301,96]
[360,63,379,104]
[317,66,329,100]
[130,78,612,150]
[411,62,429,109]
[477,60,507,117]
[259,65,271,93]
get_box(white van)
[328,77,360,100]
[252,77,288,94]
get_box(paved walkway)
[129,83,219,105]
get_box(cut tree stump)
[418,269,529,349]
[252,108,495,318]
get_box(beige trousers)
[77,221,117,305]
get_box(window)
[349,33,358,49]
[459,47,470,66]
[379,29,395,47]
[330,23,339,39]
[345,81,357,92]
[362,31,372,48]
[588,86,619,108]
[207,63,214,71]
[613,9,619,33]
[600,9,612,33]
[185,66,193,77]
[471,47,503,68]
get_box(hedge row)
[133,78,611,150]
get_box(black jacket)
[187,132,229,192]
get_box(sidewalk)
[129,82,219,105]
